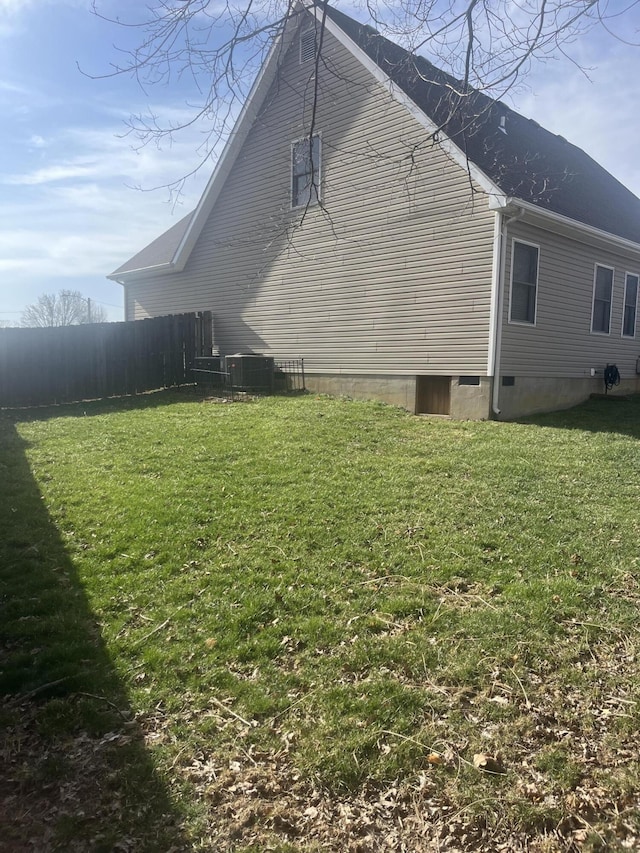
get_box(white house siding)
[501,220,640,378]
[126,17,496,379]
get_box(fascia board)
[313,6,507,208]
[170,15,300,272]
[107,263,177,283]
[501,197,640,256]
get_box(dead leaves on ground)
[4,593,640,851]
[472,752,506,775]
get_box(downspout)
[110,277,128,322]
[489,206,524,418]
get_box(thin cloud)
[0,0,26,13]
[0,79,30,94]
[5,162,99,186]
[0,105,208,298]
[0,0,95,11]
[0,0,109,37]
[4,108,217,188]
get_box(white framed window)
[291,134,321,209]
[622,272,638,338]
[591,264,614,334]
[509,240,539,325]
[300,28,317,63]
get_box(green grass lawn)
[2,389,640,851]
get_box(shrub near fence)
[0,312,213,408]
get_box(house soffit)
[504,199,640,258]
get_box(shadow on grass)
[1,385,203,424]
[0,416,189,851]
[2,385,308,426]
[518,393,640,439]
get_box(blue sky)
[1,0,639,324]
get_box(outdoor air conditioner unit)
[193,356,223,387]
[225,354,275,391]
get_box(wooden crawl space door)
[415,376,451,415]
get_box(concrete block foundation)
[305,373,492,419]
[495,375,640,420]
[305,374,417,412]
[303,372,640,420]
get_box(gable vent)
[300,28,316,63]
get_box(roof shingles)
[325,3,640,243]
[110,211,194,277]
[111,5,640,277]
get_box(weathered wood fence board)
[0,312,213,408]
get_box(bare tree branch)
[21,291,108,328]
[88,0,640,197]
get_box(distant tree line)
[19,290,108,328]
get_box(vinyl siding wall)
[125,18,496,376]
[501,220,640,378]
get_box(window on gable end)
[291,135,321,209]
[509,240,538,325]
[300,28,316,63]
[622,272,638,337]
[591,264,614,334]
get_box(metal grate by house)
[193,357,305,400]
[275,359,305,392]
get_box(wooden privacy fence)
[0,312,213,408]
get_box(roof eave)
[497,197,640,254]
[162,2,508,275]
[119,6,640,276]
[107,261,176,284]
[315,5,507,209]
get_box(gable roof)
[110,2,640,279]
[323,4,640,245]
[110,211,194,277]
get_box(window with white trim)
[291,135,321,209]
[622,272,638,338]
[591,264,614,334]
[509,240,539,324]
